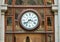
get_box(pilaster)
[1,12,5,42]
[0,3,7,42]
[54,12,58,42]
[58,0,60,42]
[52,0,58,42]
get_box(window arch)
[26,36,30,42]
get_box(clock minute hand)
[24,19,36,24]
[24,22,28,24]
[28,19,36,24]
[31,20,36,24]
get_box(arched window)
[26,36,30,42]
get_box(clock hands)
[24,22,28,24]
[23,19,31,24]
[30,20,36,24]
[24,19,36,25]
[21,12,39,30]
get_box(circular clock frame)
[18,9,41,31]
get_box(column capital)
[0,4,7,12]
[52,4,58,15]
[54,12,58,15]
[1,12,5,15]
[52,4,58,12]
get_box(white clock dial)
[21,11,39,30]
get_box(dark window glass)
[47,17,53,31]
[15,0,23,5]
[47,17,52,26]
[8,0,12,5]
[15,13,18,20]
[15,9,20,20]
[7,17,12,31]
[7,17,12,26]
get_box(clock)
[18,9,40,31]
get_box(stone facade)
[0,0,59,42]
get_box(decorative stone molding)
[54,11,58,15]
[0,4,7,12]
[52,4,58,12]
[1,12,5,15]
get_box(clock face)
[20,11,39,30]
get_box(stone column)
[54,12,59,42]
[0,4,7,42]
[54,0,58,5]
[0,0,7,42]
[0,0,5,5]
[58,0,60,42]
[52,5,58,42]
[52,0,58,42]
[0,12,5,42]
[0,4,2,42]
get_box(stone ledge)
[52,4,58,12]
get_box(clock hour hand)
[24,19,36,24]
[23,19,30,24]
[24,22,28,24]
[23,20,30,24]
